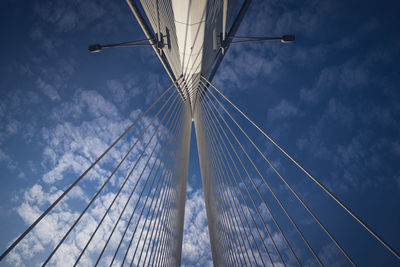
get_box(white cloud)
[181,188,212,267]
[325,98,354,127]
[81,91,118,118]
[106,76,144,108]
[107,80,126,104]
[34,0,105,33]
[36,78,61,101]
[267,99,300,123]
[0,147,17,170]
[317,242,346,267]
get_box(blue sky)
[0,0,400,266]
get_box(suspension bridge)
[1,0,399,266]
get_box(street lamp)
[88,38,155,53]
[229,34,295,44]
[88,31,172,53]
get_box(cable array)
[2,1,399,265]
[1,62,399,267]
[0,84,192,266]
[194,76,400,266]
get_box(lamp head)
[281,35,295,43]
[88,44,102,53]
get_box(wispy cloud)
[181,188,212,267]
[267,99,301,123]
[36,77,61,101]
[34,0,105,33]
